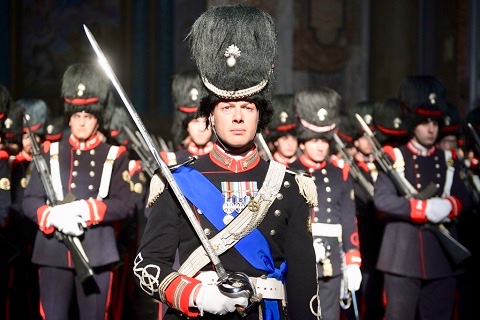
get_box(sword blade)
[83,24,228,279]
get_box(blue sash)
[173,165,286,320]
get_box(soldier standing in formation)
[264,94,298,166]
[291,89,362,320]
[134,4,319,319]
[22,63,133,320]
[373,75,471,320]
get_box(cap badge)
[280,111,288,123]
[190,88,199,101]
[77,83,86,97]
[224,44,241,67]
[364,114,373,125]
[429,93,437,105]
[444,116,451,126]
[393,117,402,129]
[47,124,54,134]
[317,108,328,121]
[5,118,12,129]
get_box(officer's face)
[69,112,99,141]
[275,134,298,158]
[301,138,329,162]
[413,120,439,148]
[187,117,212,147]
[211,101,259,149]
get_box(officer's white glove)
[193,283,249,315]
[313,238,326,263]
[425,198,452,223]
[345,265,362,291]
[47,204,87,236]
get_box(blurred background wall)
[0,0,478,142]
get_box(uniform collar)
[273,151,296,166]
[187,141,214,156]
[299,154,327,170]
[16,150,33,162]
[407,139,436,156]
[69,133,102,151]
[210,143,260,173]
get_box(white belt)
[311,223,342,238]
[195,271,285,300]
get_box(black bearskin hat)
[170,70,203,148]
[0,84,12,127]
[17,98,49,137]
[335,113,356,148]
[45,115,66,142]
[439,103,462,139]
[265,94,296,142]
[398,75,446,133]
[2,102,23,144]
[188,4,277,131]
[347,100,376,140]
[295,88,340,142]
[106,106,136,146]
[62,63,110,121]
[373,98,409,145]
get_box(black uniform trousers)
[384,273,456,320]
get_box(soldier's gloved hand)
[47,206,87,236]
[345,265,362,291]
[425,198,452,223]
[193,283,249,315]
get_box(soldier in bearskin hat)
[374,75,471,320]
[134,4,319,319]
[169,71,213,165]
[264,94,298,166]
[22,63,133,320]
[5,98,49,319]
[289,89,362,320]
[44,115,66,143]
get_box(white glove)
[313,238,326,263]
[193,283,249,315]
[47,204,87,236]
[425,198,452,223]
[345,265,362,291]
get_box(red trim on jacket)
[164,275,201,317]
[37,205,55,234]
[409,199,428,223]
[345,250,362,266]
[85,198,107,225]
[445,195,462,218]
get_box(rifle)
[333,133,374,200]
[123,125,157,178]
[23,115,94,283]
[355,113,471,265]
[255,133,273,161]
[467,123,480,156]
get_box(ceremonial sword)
[83,25,254,296]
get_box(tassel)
[146,173,166,208]
[295,174,318,207]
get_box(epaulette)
[146,157,198,208]
[43,140,51,153]
[0,150,9,160]
[116,145,128,158]
[146,172,166,208]
[286,168,318,207]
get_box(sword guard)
[217,271,261,315]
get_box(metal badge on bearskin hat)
[45,115,66,142]
[17,98,49,137]
[62,63,110,121]
[264,94,296,142]
[295,88,340,142]
[398,75,447,132]
[170,70,203,149]
[188,4,277,131]
[373,98,409,145]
